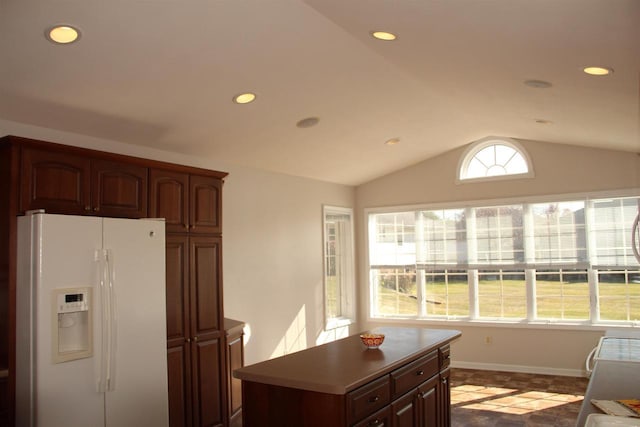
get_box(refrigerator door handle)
[97,249,109,393]
[105,249,117,392]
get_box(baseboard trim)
[451,360,587,378]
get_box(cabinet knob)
[416,370,424,376]
[368,395,379,403]
[368,419,381,426]
[93,207,99,212]
[84,206,91,211]
[193,336,199,342]
[186,338,191,343]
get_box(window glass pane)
[461,141,529,180]
[598,269,640,321]
[473,206,524,264]
[505,154,528,175]
[592,198,640,266]
[324,207,354,322]
[418,209,466,265]
[531,201,586,264]
[370,212,416,266]
[372,268,418,316]
[477,270,526,318]
[424,269,469,317]
[494,145,516,166]
[475,146,495,168]
[325,220,339,318]
[535,269,589,320]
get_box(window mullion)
[589,268,599,323]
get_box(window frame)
[457,137,535,184]
[323,205,356,330]
[364,189,640,329]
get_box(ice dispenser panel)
[52,287,93,363]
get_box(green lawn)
[376,280,640,321]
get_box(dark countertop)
[224,318,245,336]
[233,326,461,395]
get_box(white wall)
[0,120,356,366]
[356,139,640,376]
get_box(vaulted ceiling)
[1,0,638,185]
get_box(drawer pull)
[368,419,382,426]
[416,370,424,376]
[368,395,380,403]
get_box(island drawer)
[439,344,451,369]
[352,405,391,427]
[390,350,439,398]
[346,375,391,424]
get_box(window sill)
[325,317,355,331]
[369,316,640,332]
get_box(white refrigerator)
[16,211,169,427]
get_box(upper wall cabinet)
[20,147,91,215]
[20,147,148,218]
[150,169,222,234]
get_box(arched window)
[458,137,533,182]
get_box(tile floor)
[450,368,590,427]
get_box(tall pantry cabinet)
[150,170,226,427]
[0,136,229,427]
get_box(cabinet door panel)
[92,159,147,218]
[150,169,189,232]
[227,334,243,422]
[437,369,451,427]
[190,176,221,234]
[20,148,91,214]
[391,390,418,427]
[190,237,222,335]
[168,344,192,427]
[417,376,439,427]
[166,236,190,345]
[192,337,225,427]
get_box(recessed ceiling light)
[583,66,613,76]
[524,80,552,89]
[385,137,400,146]
[296,117,319,128]
[46,25,80,44]
[371,31,397,41]
[233,92,256,104]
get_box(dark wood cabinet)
[20,147,148,218]
[190,236,225,427]
[0,135,229,427]
[152,164,229,427]
[166,235,192,427]
[150,170,222,234]
[189,175,222,234]
[20,147,91,215]
[91,159,147,217]
[164,234,226,427]
[224,319,245,427]
[437,369,451,427]
[150,170,190,232]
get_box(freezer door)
[102,218,169,427]
[16,213,105,427]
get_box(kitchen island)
[234,327,461,427]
